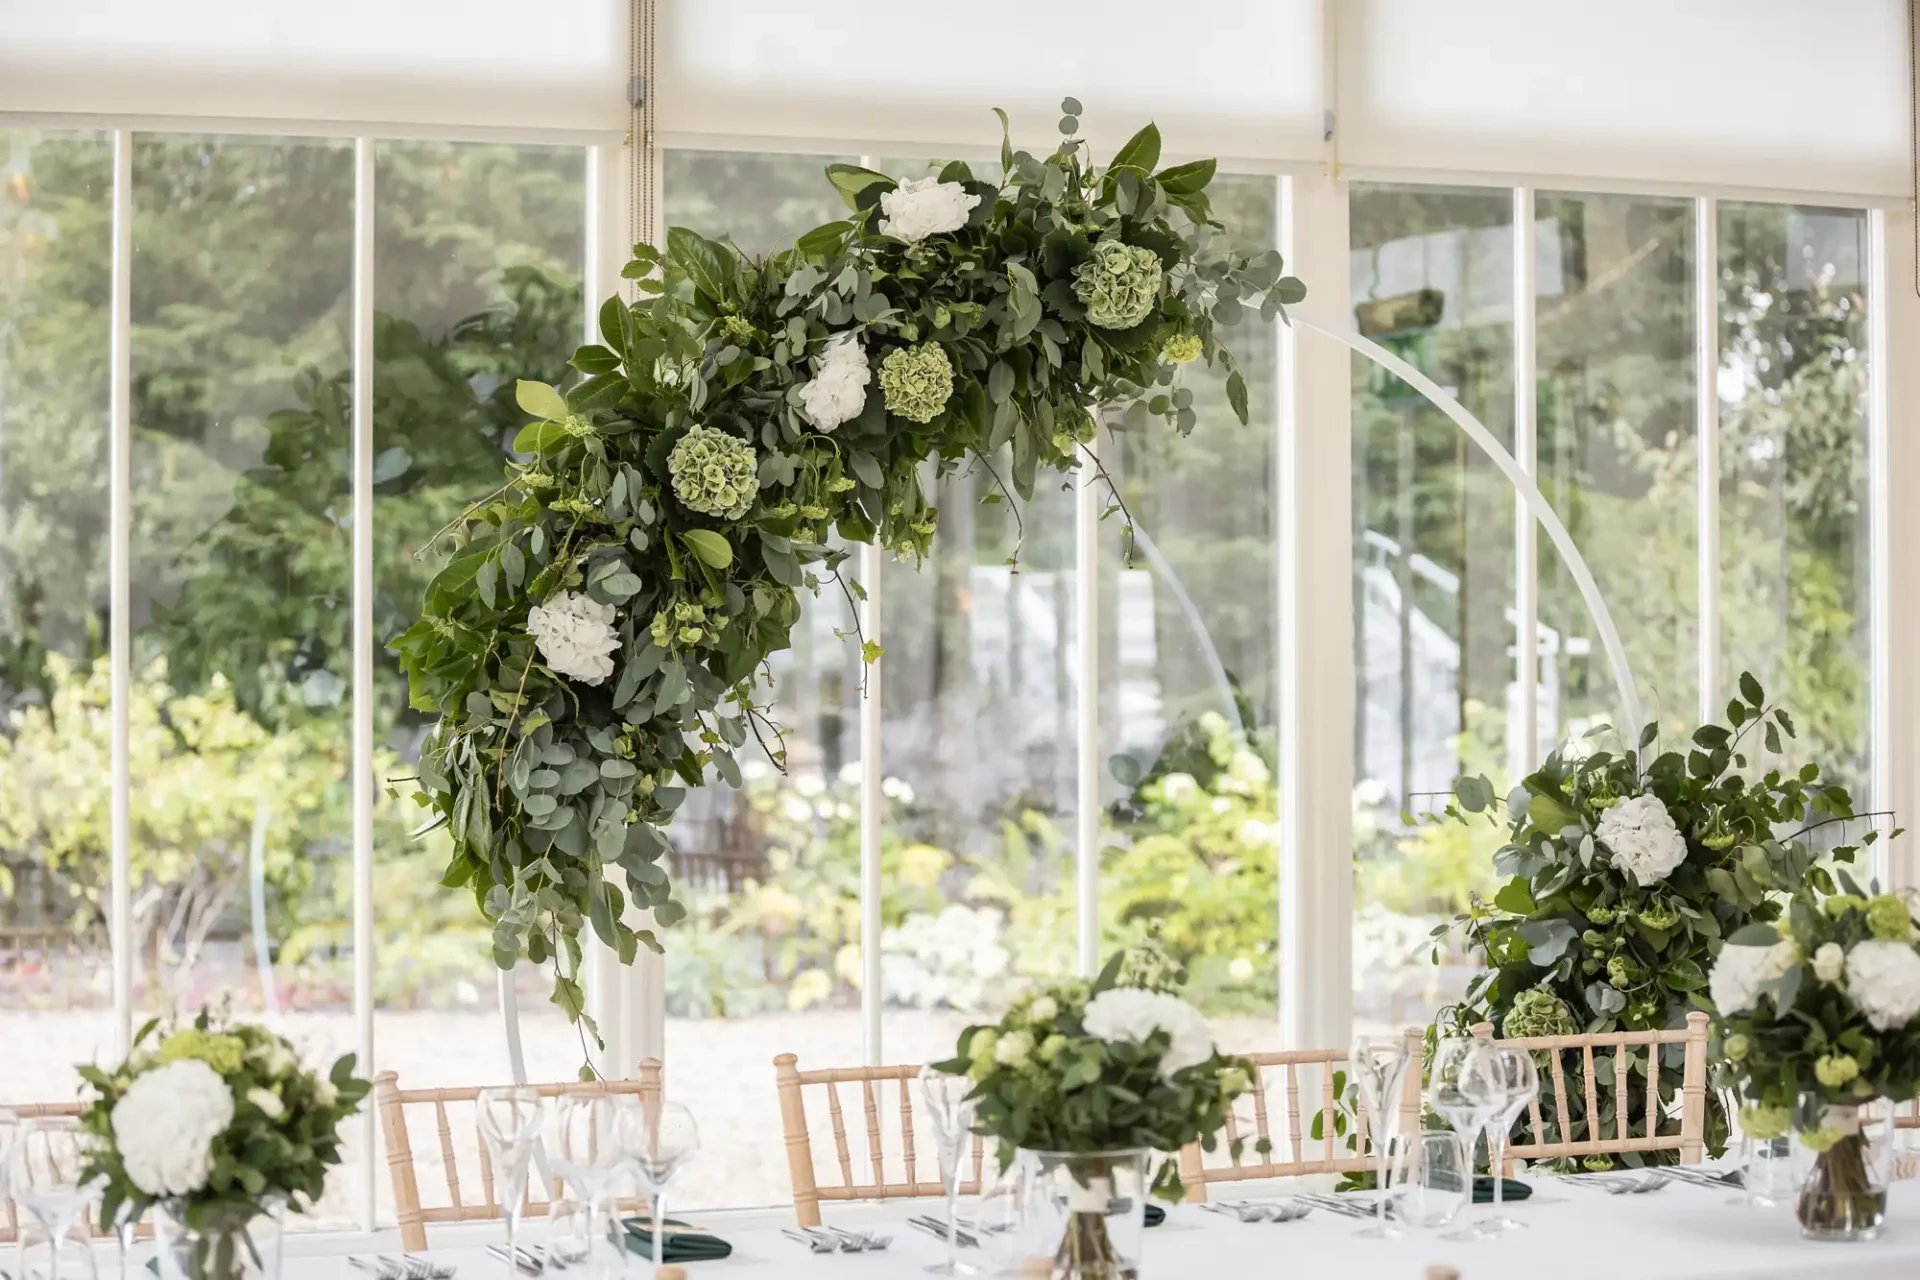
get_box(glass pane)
[0,129,116,1098]
[1349,184,1514,1035]
[660,150,866,1212]
[1099,174,1280,1052]
[371,141,587,1117]
[1717,203,1870,795]
[882,464,1079,1066]
[1535,192,1696,742]
[128,135,355,1224]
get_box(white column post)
[1869,205,1919,885]
[1278,171,1354,1049]
[1075,439,1102,978]
[859,542,884,1064]
[349,134,378,1233]
[1512,188,1539,774]
[108,129,133,1059]
[1695,197,1721,728]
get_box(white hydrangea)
[1846,940,1920,1031]
[798,333,871,431]
[246,1087,285,1119]
[878,177,980,244]
[995,1030,1035,1068]
[1027,996,1059,1024]
[1595,793,1689,886]
[1082,988,1217,1080]
[1708,940,1797,1015]
[1813,942,1847,985]
[527,591,620,685]
[111,1059,235,1197]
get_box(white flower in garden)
[111,1059,235,1197]
[527,591,620,685]
[878,177,980,244]
[1082,988,1217,1079]
[1595,792,1689,886]
[1846,940,1920,1031]
[246,1086,285,1119]
[1159,774,1199,804]
[1229,957,1256,984]
[995,1030,1035,1068]
[1226,750,1269,791]
[1814,942,1847,985]
[1707,940,1797,1015]
[798,333,870,431]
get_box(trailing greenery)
[1433,672,1890,1168]
[394,106,1303,1032]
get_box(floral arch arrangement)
[395,104,1304,1028]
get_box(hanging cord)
[630,0,657,256]
[1911,0,1917,295]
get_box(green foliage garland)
[395,106,1304,1032]
[1435,673,1891,1168]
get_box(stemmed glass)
[1429,1039,1499,1242]
[12,1117,105,1280]
[1349,1034,1413,1239]
[551,1094,640,1274]
[477,1087,547,1278]
[1463,1045,1538,1236]
[619,1101,700,1274]
[918,1067,977,1277]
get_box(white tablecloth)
[289,1178,1920,1280]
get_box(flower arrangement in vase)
[1711,884,1920,1240]
[1433,674,1888,1168]
[934,945,1254,1280]
[77,1009,370,1280]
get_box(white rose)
[527,591,621,685]
[1027,996,1058,1024]
[1082,988,1217,1080]
[798,333,870,431]
[1813,942,1847,985]
[1847,940,1920,1031]
[246,1087,285,1119]
[1595,793,1689,886]
[111,1059,235,1197]
[878,177,980,244]
[1707,940,1796,1015]
[248,1037,297,1079]
[314,1078,339,1108]
[1158,774,1199,805]
[995,1030,1034,1068]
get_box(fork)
[827,1225,892,1252]
[1218,1199,1313,1223]
[908,1216,978,1248]
[782,1227,837,1254]
[1602,1173,1671,1195]
[1294,1193,1374,1219]
[349,1259,401,1280]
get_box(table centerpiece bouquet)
[77,1008,370,1280]
[1710,883,1920,1240]
[934,944,1255,1280]
[1431,672,1889,1169]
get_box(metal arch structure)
[1297,317,1646,738]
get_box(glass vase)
[1793,1097,1892,1242]
[1021,1149,1151,1280]
[155,1198,285,1280]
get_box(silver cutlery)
[350,1259,398,1280]
[1662,1166,1744,1191]
[782,1227,838,1254]
[909,1215,978,1247]
[1204,1199,1312,1223]
[484,1245,541,1276]
[1600,1173,1671,1195]
[1294,1192,1375,1219]
[827,1225,891,1252]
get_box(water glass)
[477,1088,545,1278]
[1349,1034,1412,1239]
[1428,1038,1497,1241]
[1465,1045,1538,1235]
[552,1094,639,1276]
[620,1100,700,1273]
[12,1117,104,1280]
[1387,1130,1470,1229]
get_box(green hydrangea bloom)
[1867,894,1912,942]
[1162,333,1204,364]
[1824,894,1867,917]
[1724,1033,1750,1060]
[1740,1104,1790,1140]
[158,1028,248,1075]
[1800,1125,1848,1153]
[1073,239,1162,329]
[1636,902,1681,930]
[1814,1053,1861,1088]
[1586,906,1616,926]
[720,315,758,346]
[878,343,954,423]
[667,425,758,520]
[1503,986,1579,1039]
[1607,955,1637,988]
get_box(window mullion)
[1512,187,1539,776]
[1075,436,1100,978]
[108,128,133,1061]
[1695,197,1720,726]
[349,133,378,1234]
[859,541,884,1065]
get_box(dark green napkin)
[1471,1177,1531,1204]
[620,1216,733,1263]
[1144,1204,1165,1228]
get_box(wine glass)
[1463,1044,1537,1235]
[1349,1034,1413,1239]
[477,1087,546,1277]
[1387,1129,1471,1229]
[618,1101,699,1274]
[918,1067,977,1276]
[12,1117,104,1280]
[551,1093,640,1273]
[1428,1038,1499,1243]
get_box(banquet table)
[288,1177,1920,1280]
